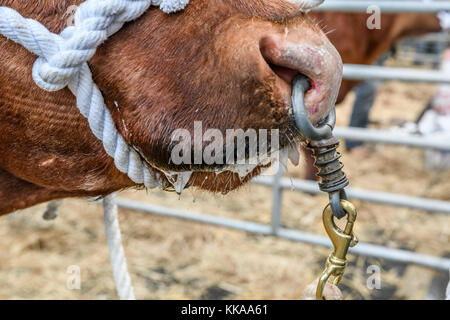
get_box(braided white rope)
[103,193,135,300]
[0,0,190,189]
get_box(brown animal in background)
[0,0,343,215]
[312,11,442,103]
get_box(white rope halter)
[0,0,323,300]
[0,1,192,189]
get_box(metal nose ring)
[292,74,336,141]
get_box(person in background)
[417,47,450,171]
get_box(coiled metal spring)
[308,137,349,194]
[308,137,349,219]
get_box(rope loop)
[26,0,190,90]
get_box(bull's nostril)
[268,63,299,85]
[259,30,342,126]
[260,37,296,84]
[268,62,313,93]
[260,36,313,89]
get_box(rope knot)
[29,0,188,91]
[32,56,79,91]
[30,0,129,91]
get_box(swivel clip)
[316,200,358,300]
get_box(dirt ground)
[0,81,449,300]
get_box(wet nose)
[259,30,343,125]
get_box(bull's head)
[90,0,343,193]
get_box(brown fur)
[0,0,338,214]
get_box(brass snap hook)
[316,200,358,300]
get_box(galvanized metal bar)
[115,198,450,271]
[277,228,450,271]
[333,127,450,151]
[270,166,284,235]
[253,176,450,215]
[418,33,450,43]
[315,0,450,13]
[343,64,450,84]
[396,53,441,65]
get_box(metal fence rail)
[334,127,450,151]
[116,198,450,271]
[315,0,450,13]
[343,64,450,84]
[419,33,450,43]
[396,53,441,66]
[254,176,450,215]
